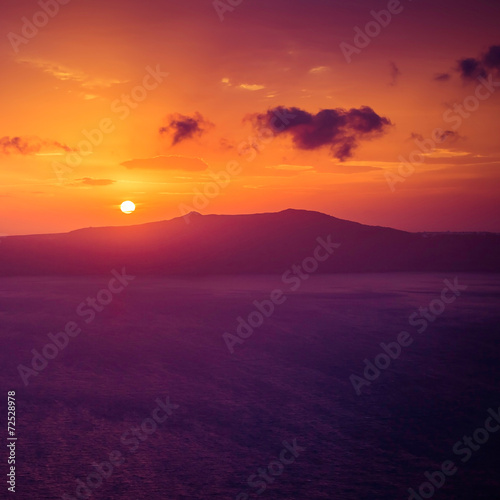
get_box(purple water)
[1,273,500,499]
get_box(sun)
[120,200,136,214]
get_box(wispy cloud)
[17,58,127,88]
[122,155,209,171]
[422,149,474,158]
[434,72,451,82]
[309,66,329,74]
[221,78,265,91]
[389,62,401,86]
[238,83,265,91]
[73,178,116,186]
[0,136,72,155]
[268,164,313,171]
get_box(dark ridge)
[0,210,498,276]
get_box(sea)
[1,273,499,499]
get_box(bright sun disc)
[120,200,136,214]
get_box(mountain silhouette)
[1,209,499,275]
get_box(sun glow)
[120,201,136,214]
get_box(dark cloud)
[251,106,391,160]
[409,133,424,142]
[0,136,72,155]
[410,130,461,144]
[219,138,235,151]
[483,45,500,70]
[75,178,116,186]
[159,113,212,145]
[435,130,461,143]
[389,62,401,86]
[455,44,500,81]
[457,57,487,80]
[434,73,451,82]
[122,155,208,171]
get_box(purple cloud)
[251,106,391,160]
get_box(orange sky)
[1,0,500,235]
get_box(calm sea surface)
[1,273,499,499]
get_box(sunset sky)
[1,0,499,235]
